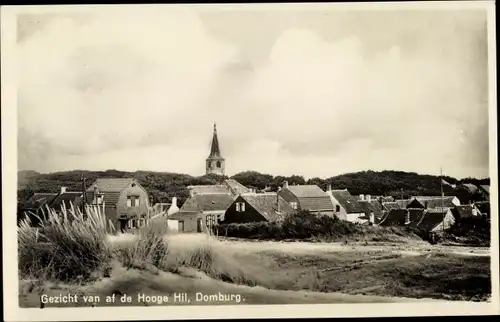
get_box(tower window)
[216,161,221,168]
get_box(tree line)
[18,169,490,209]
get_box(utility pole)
[81,175,87,212]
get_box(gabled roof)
[298,197,334,212]
[86,178,138,206]
[451,205,476,220]
[223,179,251,195]
[21,193,58,210]
[87,178,136,192]
[188,185,230,195]
[180,194,236,213]
[411,210,450,232]
[240,193,296,222]
[329,189,364,214]
[378,209,408,226]
[286,185,327,198]
[412,196,457,208]
[456,184,478,194]
[50,192,83,212]
[358,200,385,218]
[382,201,402,211]
[169,210,200,220]
[395,199,411,208]
[479,185,490,194]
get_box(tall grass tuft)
[113,223,170,270]
[18,202,114,282]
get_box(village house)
[357,195,386,224]
[408,208,455,232]
[168,194,236,233]
[450,204,480,221]
[378,208,425,227]
[327,189,365,222]
[85,178,150,232]
[454,183,479,204]
[223,192,296,224]
[187,179,252,197]
[478,185,490,201]
[406,196,460,209]
[18,187,84,226]
[277,181,334,216]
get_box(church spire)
[208,122,222,158]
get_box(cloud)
[17,9,489,179]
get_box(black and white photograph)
[1,2,498,321]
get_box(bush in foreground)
[18,203,114,282]
[216,211,421,242]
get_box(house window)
[336,205,341,212]
[127,219,136,229]
[235,202,245,212]
[138,218,146,228]
[96,194,104,205]
[290,202,298,210]
[127,196,140,207]
[216,161,221,168]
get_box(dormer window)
[96,194,104,205]
[290,202,298,210]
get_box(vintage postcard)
[2,1,498,321]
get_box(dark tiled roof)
[298,197,334,212]
[457,184,478,194]
[21,193,58,210]
[451,205,476,220]
[223,179,251,195]
[330,190,364,214]
[480,185,490,194]
[382,202,402,211]
[50,192,83,212]
[180,194,236,212]
[414,196,457,208]
[286,185,327,198]
[241,193,296,222]
[169,211,199,220]
[408,208,425,222]
[358,200,385,218]
[88,178,135,192]
[378,209,408,226]
[86,178,136,206]
[412,210,449,232]
[395,199,411,208]
[188,185,231,195]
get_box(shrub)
[18,202,114,282]
[113,224,170,270]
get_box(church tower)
[206,123,225,176]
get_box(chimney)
[327,184,332,192]
[189,189,194,197]
[360,194,365,201]
[172,197,177,207]
[369,213,375,224]
[283,181,289,189]
[366,195,371,202]
[60,186,67,194]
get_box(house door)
[178,220,184,233]
[118,219,128,233]
[197,218,203,233]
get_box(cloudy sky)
[17,5,490,179]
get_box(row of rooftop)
[18,177,491,234]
